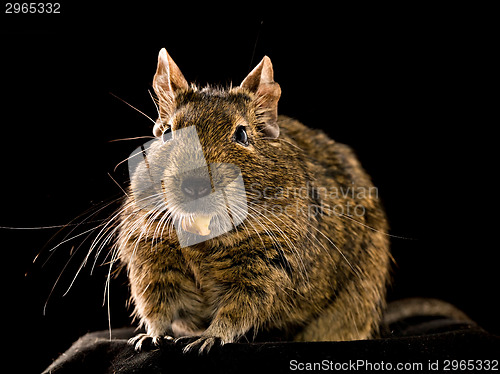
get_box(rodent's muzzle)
[180,177,212,199]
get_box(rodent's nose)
[181,177,212,199]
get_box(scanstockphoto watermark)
[248,182,378,219]
[256,199,369,219]
[289,359,424,371]
[289,359,499,372]
[248,182,379,201]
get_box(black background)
[1,5,496,373]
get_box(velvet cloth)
[43,300,500,374]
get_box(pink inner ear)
[241,56,275,93]
[259,58,275,85]
[153,49,189,94]
[152,49,189,133]
[240,56,281,110]
[240,56,281,139]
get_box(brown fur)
[116,49,391,353]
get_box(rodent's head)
[129,49,304,247]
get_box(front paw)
[178,335,223,354]
[128,333,174,351]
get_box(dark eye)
[162,127,172,143]
[233,125,249,146]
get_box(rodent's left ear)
[154,48,189,94]
[240,56,281,138]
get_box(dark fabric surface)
[43,300,500,374]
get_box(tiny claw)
[182,336,222,355]
[128,333,173,351]
[128,333,153,351]
[174,335,198,345]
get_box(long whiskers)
[109,92,156,125]
[337,212,413,240]
[245,193,357,278]
[244,202,310,283]
[108,136,155,143]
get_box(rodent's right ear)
[152,49,189,137]
[240,56,281,138]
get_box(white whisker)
[109,92,156,125]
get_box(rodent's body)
[117,50,390,352]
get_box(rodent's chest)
[181,249,226,299]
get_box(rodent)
[116,48,391,353]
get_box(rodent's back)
[278,116,371,187]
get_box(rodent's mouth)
[164,204,246,247]
[180,214,213,236]
[163,181,245,241]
